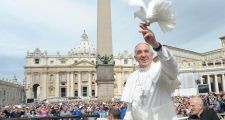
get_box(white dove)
[127,0,176,32]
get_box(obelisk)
[96,0,114,101]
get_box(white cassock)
[121,46,180,120]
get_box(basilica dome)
[69,30,96,56]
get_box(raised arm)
[157,46,179,80]
[139,23,178,80]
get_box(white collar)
[138,64,151,72]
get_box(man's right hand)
[139,23,160,49]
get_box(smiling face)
[134,43,153,68]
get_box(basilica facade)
[24,31,134,100]
[24,31,225,100]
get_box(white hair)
[134,42,153,56]
[190,96,204,107]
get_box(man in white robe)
[121,23,180,120]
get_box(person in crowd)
[38,104,49,117]
[108,108,120,120]
[119,102,127,120]
[220,94,225,113]
[10,106,23,118]
[60,106,72,120]
[72,105,82,120]
[213,94,221,113]
[97,104,107,118]
[30,109,37,117]
[188,96,219,120]
[60,106,72,116]
[50,104,61,117]
[121,23,180,120]
[2,107,10,118]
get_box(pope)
[121,23,180,120]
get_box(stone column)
[71,72,74,97]
[200,74,203,84]
[88,72,92,97]
[96,0,114,101]
[95,84,98,97]
[207,75,211,92]
[94,73,97,97]
[55,72,59,97]
[115,72,120,96]
[122,72,125,94]
[78,72,81,97]
[97,0,112,55]
[43,71,48,100]
[222,74,225,92]
[214,74,219,93]
[27,73,32,98]
[67,72,70,97]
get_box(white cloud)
[0,0,97,56]
[0,0,96,32]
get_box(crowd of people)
[0,92,224,119]
[174,92,225,117]
[0,99,124,120]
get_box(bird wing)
[146,0,176,32]
[126,0,148,22]
[134,6,147,22]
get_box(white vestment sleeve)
[121,71,138,103]
[156,46,180,92]
[156,46,179,80]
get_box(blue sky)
[0,0,225,82]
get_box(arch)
[32,84,40,99]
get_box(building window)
[50,60,54,64]
[35,59,40,64]
[92,73,95,80]
[124,59,128,64]
[33,72,40,81]
[74,91,78,97]
[61,83,66,85]
[92,90,95,97]
[59,72,66,81]
[74,74,78,81]
[3,90,6,101]
[82,87,87,97]
[81,72,88,81]
[188,63,191,67]
[61,60,66,64]
[202,61,206,66]
[207,61,213,66]
[60,88,66,97]
[50,74,54,83]
[74,60,78,63]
